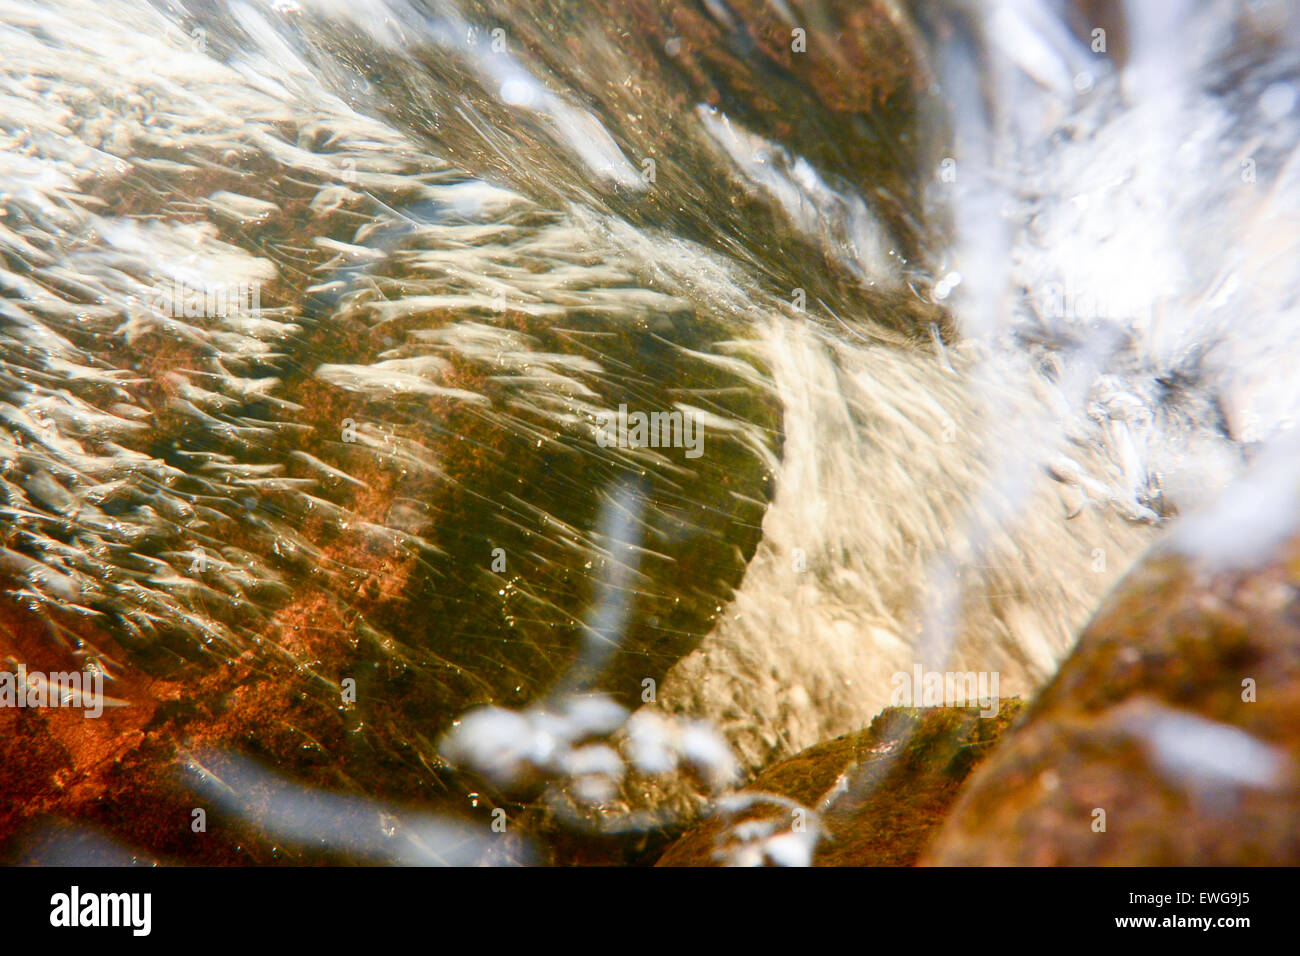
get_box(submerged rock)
[925,531,1300,865]
[657,701,1022,866]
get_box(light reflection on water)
[0,0,1298,865]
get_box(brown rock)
[657,701,1022,866]
[925,536,1300,865]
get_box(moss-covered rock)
[657,700,1022,866]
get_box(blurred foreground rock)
[656,701,1022,866]
[925,533,1300,865]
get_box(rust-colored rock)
[656,701,1022,866]
[925,535,1300,865]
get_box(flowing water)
[0,0,1297,863]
